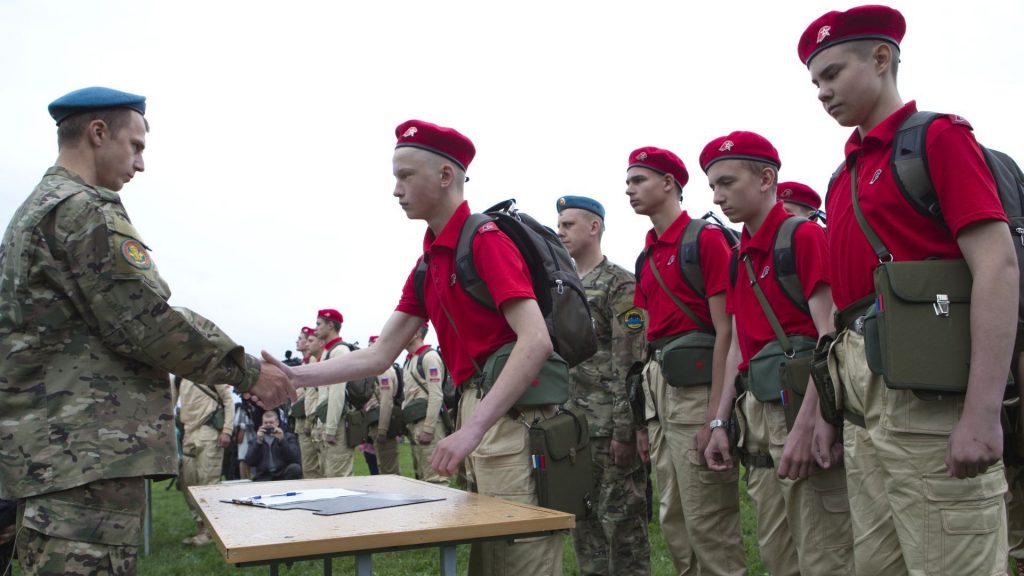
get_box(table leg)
[439,545,457,576]
[269,562,279,576]
[355,553,372,575]
[324,557,332,576]
[143,479,151,556]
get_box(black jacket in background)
[244,432,300,480]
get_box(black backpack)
[829,111,1024,342]
[728,216,813,314]
[413,199,597,368]
[338,342,376,408]
[415,347,460,410]
[390,362,405,405]
[634,214,741,301]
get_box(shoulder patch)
[622,308,645,332]
[478,221,499,233]
[380,377,390,389]
[120,238,152,270]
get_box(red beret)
[395,119,476,172]
[628,147,689,189]
[301,326,315,336]
[778,181,822,210]
[368,335,380,344]
[699,131,781,173]
[798,5,906,66]
[317,309,343,324]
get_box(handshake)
[243,352,300,410]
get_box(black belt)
[834,295,875,334]
[741,452,775,469]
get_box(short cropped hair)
[57,108,150,149]
[844,39,900,79]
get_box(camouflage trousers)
[571,437,650,576]
[16,477,144,576]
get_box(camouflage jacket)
[566,257,646,441]
[0,167,261,499]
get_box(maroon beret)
[395,119,476,172]
[368,335,379,344]
[699,131,781,173]
[317,309,343,324]
[778,181,822,210]
[628,147,689,189]
[301,326,316,336]
[798,5,906,66]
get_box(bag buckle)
[933,294,950,317]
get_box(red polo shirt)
[727,202,828,371]
[396,201,534,385]
[634,211,732,341]
[826,101,1005,310]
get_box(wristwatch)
[709,418,728,431]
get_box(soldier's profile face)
[625,167,673,216]
[707,159,764,225]
[95,111,146,192]
[809,43,882,128]
[393,148,443,221]
[557,209,594,258]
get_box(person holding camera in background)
[245,410,302,482]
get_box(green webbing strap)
[849,159,894,262]
[648,256,710,332]
[742,254,794,357]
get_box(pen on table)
[252,491,300,500]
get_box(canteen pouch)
[204,406,225,432]
[810,332,843,427]
[873,260,973,393]
[528,407,594,519]
[344,410,370,448]
[747,336,817,403]
[780,353,814,432]
[401,398,428,425]
[480,342,570,407]
[658,331,716,387]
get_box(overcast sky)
[1,0,1021,360]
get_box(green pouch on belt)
[528,407,594,519]
[401,398,428,425]
[343,410,369,448]
[481,342,570,407]
[659,331,716,387]
[872,260,973,393]
[780,352,814,432]
[810,332,843,427]
[747,336,817,403]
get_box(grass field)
[12,442,768,575]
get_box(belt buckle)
[853,316,865,335]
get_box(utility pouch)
[528,407,594,519]
[862,303,884,376]
[314,402,328,424]
[873,260,973,393]
[658,331,716,387]
[204,406,225,432]
[401,398,428,426]
[480,342,570,407]
[780,353,814,432]
[364,407,404,439]
[810,332,843,427]
[747,336,816,403]
[343,410,369,448]
[626,361,646,425]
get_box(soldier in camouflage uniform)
[557,196,650,576]
[0,87,293,576]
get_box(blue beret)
[556,195,605,219]
[48,87,146,125]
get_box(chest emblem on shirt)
[760,265,770,279]
[667,255,676,266]
[450,273,457,286]
[870,169,882,184]
[120,239,152,270]
[817,26,831,44]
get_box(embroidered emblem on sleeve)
[120,239,152,270]
[623,308,645,332]
[380,377,390,390]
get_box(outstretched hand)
[243,353,297,409]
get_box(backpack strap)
[741,254,794,357]
[413,257,428,311]
[678,218,709,299]
[454,213,495,310]
[892,111,945,220]
[849,159,893,261]
[773,217,811,314]
[647,254,710,332]
[826,161,845,206]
